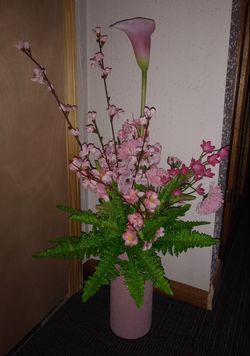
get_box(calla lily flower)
[110,17,155,117]
[110,17,155,72]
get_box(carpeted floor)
[9,205,249,356]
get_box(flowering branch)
[16,41,82,148]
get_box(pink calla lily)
[110,17,155,72]
[111,17,155,116]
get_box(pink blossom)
[190,159,205,178]
[128,212,144,230]
[168,168,180,177]
[100,35,108,45]
[144,191,160,213]
[181,164,190,175]
[95,183,109,201]
[167,156,182,168]
[204,168,215,178]
[172,188,182,197]
[200,140,215,153]
[142,241,152,251]
[31,68,46,85]
[15,40,30,50]
[196,183,205,195]
[123,229,138,247]
[59,103,77,112]
[155,227,165,239]
[108,105,124,119]
[123,188,139,204]
[101,67,112,78]
[111,17,155,72]
[88,111,97,122]
[144,106,156,118]
[207,154,220,166]
[146,166,169,188]
[93,27,101,35]
[69,128,79,136]
[196,182,223,214]
[86,124,95,133]
[218,146,229,159]
[90,52,104,67]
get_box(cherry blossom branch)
[94,30,119,165]
[17,43,82,148]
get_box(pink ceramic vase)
[110,276,153,339]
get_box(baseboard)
[82,258,222,310]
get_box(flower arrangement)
[16,18,228,308]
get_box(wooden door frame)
[220,1,249,258]
[63,0,82,296]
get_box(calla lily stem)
[140,70,148,116]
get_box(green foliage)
[154,223,218,256]
[136,249,173,296]
[82,245,120,302]
[35,188,218,308]
[119,251,146,307]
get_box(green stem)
[140,70,148,116]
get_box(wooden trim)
[83,259,213,310]
[63,0,82,296]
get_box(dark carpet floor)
[10,205,249,356]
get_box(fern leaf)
[119,253,145,308]
[82,246,120,302]
[156,229,218,256]
[33,231,109,260]
[136,250,173,296]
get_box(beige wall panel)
[0,1,69,353]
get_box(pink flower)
[196,183,205,195]
[196,182,223,215]
[90,52,104,67]
[123,188,139,204]
[95,183,109,202]
[31,68,46,85]
[144,106,156,118]
[15,40,30,50]
[110,17,155,72]
[155,227,165,239]
[101,67,112,78]
[93,26,101,35]
[207,154,220,166]
[128,212,144,230]
[144,191,160,213]
[190,159,205,178]
[218,146,229,159]
[167,156,182,168]
[88,111,97,122]
[123,229,138,247]
[142,241,152,251]
[69,128,79,136]
[181,164,190,175]
[146,166,169,188]
[200,140,215,153]
[172,188,182,197]
[107,105,124,119]
[59,103,77,112]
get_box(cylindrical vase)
[110,276,153,339]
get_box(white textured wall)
[76,0,232,290]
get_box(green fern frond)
[155,229,218,256]
[82,246,120,302]
[96,189,128,231]
[57,204,118,230]
[136,250,173,296]
[119,253,145,307]
[33,230,109,260]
